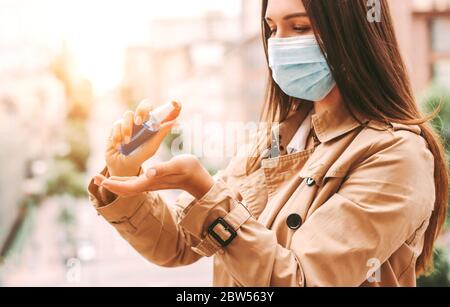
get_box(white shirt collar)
[287,110,313,154]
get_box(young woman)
[89,0,448,286]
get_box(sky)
[0,0,243,93]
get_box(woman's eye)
[293,26,312,33]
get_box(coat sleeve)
[177,131,436,286]
[87,166,217,267]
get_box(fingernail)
[135,116,142,125]
[146,168,157,178]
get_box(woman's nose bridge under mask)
[268,34,336,102]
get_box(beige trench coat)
[88,101,435,287]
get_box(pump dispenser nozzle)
[120,101,179,156]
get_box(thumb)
[146,120,177,148]
[159,119,178,136]
[145,160,177,178]
[132,120,177,163]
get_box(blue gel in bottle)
[120,102,177,156]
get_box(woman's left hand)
[94,155,214,200]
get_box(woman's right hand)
[105,100,181,177]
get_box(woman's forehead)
[265,0,307,20]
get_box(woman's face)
[265,0,313,38]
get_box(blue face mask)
[268,35,336,102]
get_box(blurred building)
[391,0,450,92]
[0,0,449,287]
[123,0,449,115]
[122,0,265,126]
[120,0,450,169]
[0,3,67,258]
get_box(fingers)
[107,100,181,158]
[109,110,135,150]
[94,158,188,196]
[121,111,134,145]
[95,174,171,196]
[159,120,178,137]
[94,174,107,186]
[100,175,150,197]
[111,120,123,150]
[145,158,181,178]
[94,174,136,185]
[133,120,177,163]
[135,100,153,125]
[135,100,181,125]
[109,176,139,181]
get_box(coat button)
[286,214,302,230]
[306,177,316,186]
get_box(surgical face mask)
[268,35,336,102]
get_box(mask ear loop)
[290,96,314,110]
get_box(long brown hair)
[255,0,448,274]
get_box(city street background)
[0,0,449,286]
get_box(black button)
[286,214,302,230]
[306,177,316,187]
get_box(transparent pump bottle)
[120,101,178,156]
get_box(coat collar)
[310,100,370,144]
[276,100,388,156]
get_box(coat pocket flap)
[299,163,348,186]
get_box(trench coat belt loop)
[190,201,252,257]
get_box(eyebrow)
[265,12,308,22]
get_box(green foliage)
[45,159,87,198]
[57,119,90,172]
[57,206,76,227]
[45,116,90,198]
[422,84,450,154]
[417,247,450,287]
[417,84,450,286]
[422,84,450,228]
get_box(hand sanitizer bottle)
[120,101,179,156]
